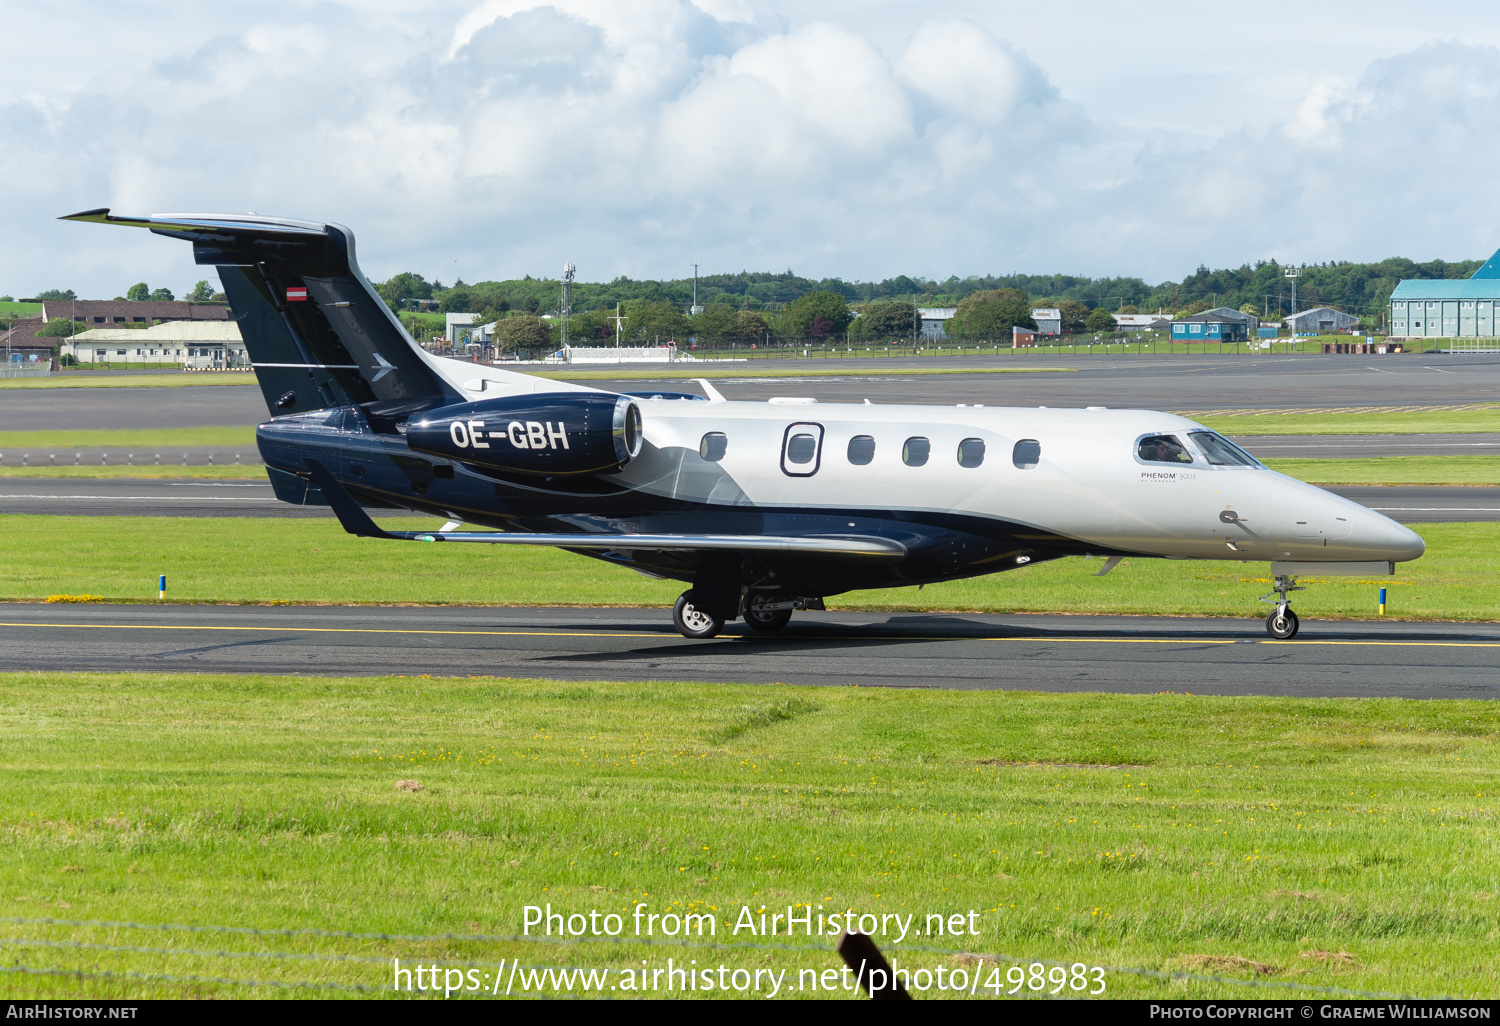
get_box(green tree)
[1055,299,1090,334]
[691,303,739,343]
[495,316,553,351]
[35,318,85,337]
[623,300,690,343]
[950,289,1034,340]
[1239,303,1259,317]
[1119,304,1140,315]
[150,287,175,301]
[1084,307,1116,333]
[733,310,770,342]
[439,288,472,313]
[125,282,150,302]
[377,272,434,310]
[779,290,851,339]
[187,280,215,302]
[851,300,916,340]
[35,288,76,301]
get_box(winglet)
[303,458,391,539]
[696,378,726,403]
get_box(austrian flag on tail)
[286,286,308,301]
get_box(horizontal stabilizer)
[304,458,904,558]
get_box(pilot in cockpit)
[1139,434,1193,463]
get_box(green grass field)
[0,427,256,449]
[2,672,1495,999]
[0,514,1486,621]
[1197,408,1500,437]
[0,373,255,390]
[0,464,260,479]
[536,365,1072,380]
[1262,455,1500,485]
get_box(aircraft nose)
[1359,509,1425,562]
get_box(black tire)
[673,591,723,639]
[1265,608,1300,640]
[744,597,793,633]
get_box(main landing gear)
[1260,574,1304,640]
[672,591,822,638]
[673,591,724,639]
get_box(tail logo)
[370,353,395,383]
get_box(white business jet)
[64,209,1424,640]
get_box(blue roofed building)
[1389,246,1500,339]
[1170,307,1258,343]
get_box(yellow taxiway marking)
[1,621,1499,649]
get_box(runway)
[1,477,1494,522]
[7,352,1500,433]
[1,603,1496,698]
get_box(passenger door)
[780,423,824,477]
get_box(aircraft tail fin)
[1473,247,1500,279]
[59,209,461,423]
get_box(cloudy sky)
[6,0,1500,297]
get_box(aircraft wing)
[304,459,906,558]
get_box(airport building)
[62,321,247,368]
[1388,281,1500,338]
[1030,308,1061,335]
[917,307,956,340]
[1112,313,1171,332]
[1283,306,1358,334]
[40,299,230,326]
[1170,307,1258,343]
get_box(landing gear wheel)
[1266,607,1300,640]
[673,591,723,639]
[744,597,793,633]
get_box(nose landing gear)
[1260,574,1303,639]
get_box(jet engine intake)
[406,393,643,475]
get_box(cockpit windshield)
[1137,434,1193,464]
[1188,430,1260,467]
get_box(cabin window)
[847,435,875,465]
[957,438,985,468]
[1188,430,1259,466]
[780,422,824,477]
[902,437,930,467]
[786,434,817,464]
[699,432,727,462]
[1012,439,1040,469]
[1137,434,1193,464]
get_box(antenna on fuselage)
[696,378,726,403]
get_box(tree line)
[374,253,1486,345]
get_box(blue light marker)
[1379,586,1386,615]
[159,575,166,601]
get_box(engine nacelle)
[406,393,643,476]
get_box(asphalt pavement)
[6,351,1500,432]
[0,603,1493,698]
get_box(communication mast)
[1284,264,1300,317]
[691,264,703,316]
[560,262,575,354]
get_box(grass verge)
[1261,456,1500,485]
[0,374,255,390]
[0,465,261,479]
[533,365,1073,380]
[0,427,257,449]
[1,672,1494,999]
[0,515,1486,621]
[1198,408,1500,436]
